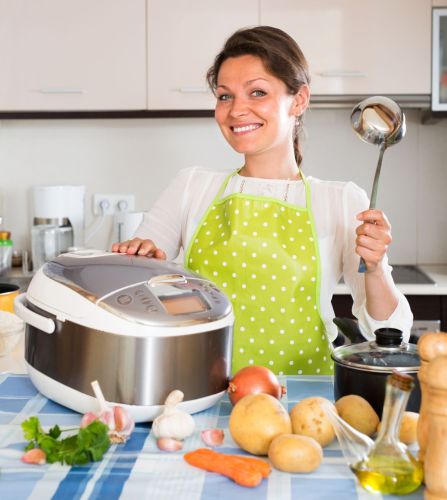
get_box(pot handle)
[333,317,365,346]
[14,293,56,334]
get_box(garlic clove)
[98,409,115,430]
[80,411,98,428]
[113,406,135,436]
[22,448,46,465]
[157,437,183,452]
[201,428,225,447]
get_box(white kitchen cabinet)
[260,0,431,96]
[147,0,259,110]
[0,0,146,111]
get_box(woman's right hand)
[111,238,166,259]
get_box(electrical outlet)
[93,194,135,215]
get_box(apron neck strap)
[299,167,313,211]
[215,167,313,210]
[214,169,239,201]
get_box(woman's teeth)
[232,124,261,133]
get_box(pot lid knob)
[375,328,403,347]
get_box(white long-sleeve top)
[134,166,413,342]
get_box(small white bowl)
[0,311,25,356]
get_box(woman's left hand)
[355,209,392,273]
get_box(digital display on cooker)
[160,293,210,315]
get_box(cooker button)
[146,305,158,313]
[117,294,133,305]
[134,290,145,297]
[141,298,153,305]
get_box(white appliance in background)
[114,211,144,243]
[31,185,85,270]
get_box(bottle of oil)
[351,371,423,495]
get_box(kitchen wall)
[0,108,446,264]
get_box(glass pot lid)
[331,328,420,373]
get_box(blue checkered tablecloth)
[0,374,424,500]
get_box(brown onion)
[227,365,286,405]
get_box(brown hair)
[206,26,310,166]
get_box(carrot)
[191,448,271,478]
[184,448,263,487]
[228,454,272,478]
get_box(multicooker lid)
[41,251,232,326]
[331,328,420,373]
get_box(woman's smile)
[231,123,263,134]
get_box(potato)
[377,411,419,444]
[335,395,379,437]
[229,393,292,455]
[268,434,323,473]
[290,396,336,447]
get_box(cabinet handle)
[177,87,210,94]
[317,71,367,78]
[35,88,86,94]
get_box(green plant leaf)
[21,416,111,466]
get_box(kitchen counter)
[0,373,423,500]
[0,333,26,374]
[3,264,447,296]
[335,264,447,295]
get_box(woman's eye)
[252,89,266,97]
[217,94,231,101]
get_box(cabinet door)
[0,0,146,111]
[147,0,259,110]
[261,0,431,95]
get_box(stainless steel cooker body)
[25,301,232,406]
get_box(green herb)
[21,416,111,465]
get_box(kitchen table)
[0,373,424,500]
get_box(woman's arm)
[342,183,413,340]
[355,208,399,320]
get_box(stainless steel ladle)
[351,96,406,272]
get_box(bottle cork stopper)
[390,370,414,391]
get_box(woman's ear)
[291,84,310,116]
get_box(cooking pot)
[332,327,420,417]
[14,250,234,422]
[0,283,20,313]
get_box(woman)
[112,26,413,375]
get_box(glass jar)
[351,372,424,494]
[0,239,13,276]
[31,224,74,271]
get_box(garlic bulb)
[81,381,135,443]
[152,389,195,440]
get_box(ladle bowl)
[351,96,406,272]
[351,96,406,148]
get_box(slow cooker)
[14,250,234,422]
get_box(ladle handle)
[358,143,387,273]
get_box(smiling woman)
[112,26,413,376]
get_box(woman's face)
[214,54,307,159]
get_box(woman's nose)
[229,96,249,117]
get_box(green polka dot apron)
[184,170,333,376]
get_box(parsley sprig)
[22,416,111,465]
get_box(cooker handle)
[147,274,187,286]
[14,293,56,334]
